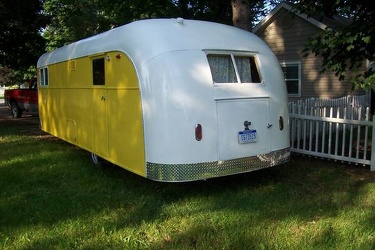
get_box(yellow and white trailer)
[37,18,290,182]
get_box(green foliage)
[42,0,238,51]
[0,66,15,86]
[0,0,48,70]
[43,0,111,50]
[352,69,375,91]
[0,66,36,87]
[172,0,233,24]
[296,0,375,90]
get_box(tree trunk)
[231,0,251,31]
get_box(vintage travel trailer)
[37,18,290,182]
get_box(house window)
[207,53,261,84]
[40,67,48,86]
[281,62,301,96]
[92,58,105,85]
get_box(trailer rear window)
[207,54,261,84]
[92,58,105,85]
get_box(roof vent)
[176,17,184,24]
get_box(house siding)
[255,9,365,101]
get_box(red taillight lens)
[279,116,284,130]
[195,124,202,141]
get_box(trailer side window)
[207,54,261,84]
[92,58,105,85]
[40,67,49,86]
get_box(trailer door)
[216,99,270,161]
[92,57,108,157]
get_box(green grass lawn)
[0,122,374,249]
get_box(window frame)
[280,61,301,97]
[205,50,263,85]
[92,57,106,86]
[39,67,49,86]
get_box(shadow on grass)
[1,120,374,249]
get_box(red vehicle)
[4,79,38,118]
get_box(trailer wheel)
[90,152,105,167]
[10,101,23,118]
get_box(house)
[253,1,367,102]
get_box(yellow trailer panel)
[39,51,146,177]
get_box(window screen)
[207,53,261,84]
[92,58,105,85]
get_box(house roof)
[253,1,351,34]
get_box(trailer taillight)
[195,124,202,141]
[279,116,284,130]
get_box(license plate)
[238,129,257,144]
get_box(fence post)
[371,116,375,171]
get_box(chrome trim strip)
[146,148,290,182]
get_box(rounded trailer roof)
[37,18,273,68]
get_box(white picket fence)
[289,94,370,120]
[288,94,375,171]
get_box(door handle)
[101,96,106,101]
[244,120,251,130]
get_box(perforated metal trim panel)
[146,148,290,182]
